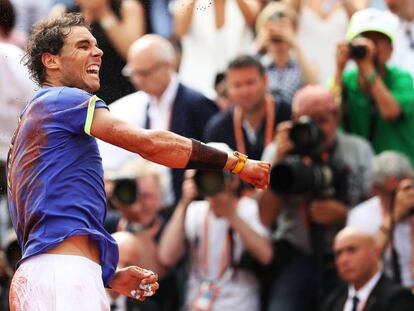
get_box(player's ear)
[41,52,60,70]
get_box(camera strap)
[233,95,275,155]
[196,209,235,282]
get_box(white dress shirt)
[0,42,36,162]
[343,272,382,311]
[390,18,414,82]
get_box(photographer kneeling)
[259,85,374,311]
[158,143,272,311]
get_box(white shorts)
[9,254,110,311]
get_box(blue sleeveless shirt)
[7,86,118,286]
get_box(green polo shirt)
[341,65,414,165]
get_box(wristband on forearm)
[185,139,228,170]
[364,70,378,86]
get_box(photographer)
[107,160,179,310]
[347,151,414,291]
[333,8,414,165]
[258,85,374,311]
[158,144,272,311]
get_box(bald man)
[98,34,218,203]
[321,227,414,311]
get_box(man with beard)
[333,8,414,165]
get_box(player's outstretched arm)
[91,108,270,188]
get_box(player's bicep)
[90,107,141,144]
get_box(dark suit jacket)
[321,275,414,311]
[164,83,219,202]
[203,100,291,160]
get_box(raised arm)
[172,0,196,39]
[91,108,271,188]
[95,0,145,59]
[236,0,261,28]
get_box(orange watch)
[231,151,248,174]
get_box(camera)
[348,43,367,60]
[269,117,348,200]
[194,170,230,197]
[113,177,137,205]
[289,116,325,156]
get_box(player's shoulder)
[58,87,95,104]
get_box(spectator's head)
[256,1,298,33]
[371,151,413,195]
[386,0,414,20]
[110,160,164,228]
[292,85,339,146]
[0,0,16,37]
[256,1,298,55]
[125,34,176,98]
[23,13,102,93]
[226,55,267,114]
[346,8,398,66]
[334,227,380,290]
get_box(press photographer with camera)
[333,8,414,165]
[258,85,374,311]
[106,160,180,310]
[158,144,272,311]
[347,151,414,291]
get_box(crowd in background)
[1,0,414,310]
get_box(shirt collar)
[149,73,179,109]
[348,271,382,303]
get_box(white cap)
[346,8,399,42]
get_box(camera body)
[348,43,367,60]
[269,117,348,200]
[194,170,233,197]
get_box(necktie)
[351,295,360,311]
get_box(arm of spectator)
[373,211,392,254]
[342,0,369,17]
[158,175,197,267]
[364,72,402,121]
[95,0,145,59]
[354,37,401,121]
[295,47,319,85]
[333,41,349,96]
[224,201,273,265]
[257,126,293,227]
[236,0,261,28]
[309,199,348,225]
[258,189,282,227]
[285,0,302,13]
[172,0,196,39]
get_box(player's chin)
[88,82,100,94]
